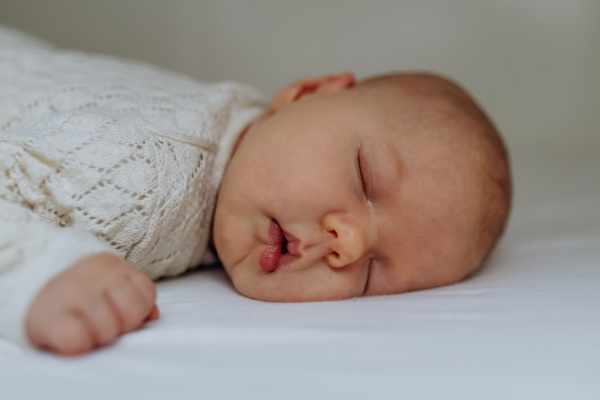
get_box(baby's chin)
[228,275,355,303]
[239,291,355,303]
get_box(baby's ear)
[271,72,355,112]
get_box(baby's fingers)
[79,293,121,346]
[34,310,95,356]
[128,269,157,306]
[106,277,155,333]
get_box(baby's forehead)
[355,78,491,157]
[354,73,482,127]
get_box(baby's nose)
[323,213,370,268]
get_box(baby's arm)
[27,252,158,355]
[0,198,156,354]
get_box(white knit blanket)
[0,25,266,346]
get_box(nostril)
[332,252,339,258]
[329,230,338,238]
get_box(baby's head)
[213,72,511,302]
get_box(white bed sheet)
[1,146,599,400]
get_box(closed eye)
[357,153,367,195]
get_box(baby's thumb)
[145,304,160,322]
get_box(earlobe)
[271,72,355,112]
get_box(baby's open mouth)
[281,235,288,255]
[258,219,298,273]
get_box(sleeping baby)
[0,26,511,355]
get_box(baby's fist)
[26,253,158,355]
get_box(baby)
[0,27,511,355]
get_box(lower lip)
[258,219,283,272]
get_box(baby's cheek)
[214,215,252,269]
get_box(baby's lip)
[258,219,283,272]
[258,219,302,272]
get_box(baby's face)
[213,83,480,302]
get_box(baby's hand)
[26,253,158,355]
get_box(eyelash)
[357,154,367,194]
